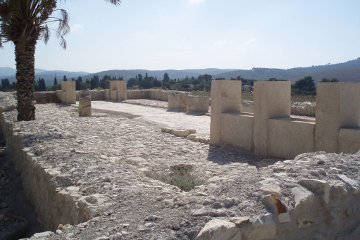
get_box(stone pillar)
[210,80,242,145]
[79,89,91,117]
[168,91,188,111]
[315,83,360,153]
[61,81,76,104]
[253,81,291,158]
[110,80,127,102]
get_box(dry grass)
[146,165,204,192]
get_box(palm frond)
[106,0,121,6]
[41,24,50,44]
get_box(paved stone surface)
[87,101,210,136]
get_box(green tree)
[1,78,10,91]
[0,0,121,121]
[293,76,316,95]
[53,76,58,86]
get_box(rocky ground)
[0,93,359,240]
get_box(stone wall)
[127,89,169,101]
[210,81,360,158]
[0,105,92,230]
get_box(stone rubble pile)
[197,152,360,240]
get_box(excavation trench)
[0,112,92,237]
[0,142,43,239]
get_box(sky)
[1,0,360,72]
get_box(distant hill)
[1,58,359,86]
[1,69,90,87]
[214,58,360,82]
[88,68,235,80]
[0,67,16,77]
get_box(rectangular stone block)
[268,118,315,159]
[210,81,222,144]
[339,128,360,154]
[109,80,127,101]
[315,83,360,153]
[253,81,291,158]
[168,92,188,111]
[220,113,254,151]
[186,95,209,114]
[210,80,242,145]
[61,81,76,104]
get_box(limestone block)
[196,219,242,240]
[168,91,188,111]
[298,179,330,204]
[220,113,254,151]
[338,128,360,154]
[79,97,91,117]
[55,90,64,102]
[210,80,222,145]
[61,81,76,104]
[291,186,314,207]
[315,83,360,153]
[173,129,191,138]
[329,180,348,202]
[253,81,291,158]
[110,80,127,101]
[268,118,315,159]
[291,186,327,229]
[186,95,209,114]
[210,80,242,145]
[244,214,276,240]
[337,174,360,192]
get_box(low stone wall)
[186,95,209,113]
[33,89,193,104]
[168,91,188,111]
[0,105,92,230]
[76,90,106,101]
[127,89,169,101]
[127,89,149,99]
[240,100,316,117]
[33,91,60,104]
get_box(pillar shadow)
[207,144,283,168]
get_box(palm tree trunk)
[15,40,36,121]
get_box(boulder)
[196,219,242,240]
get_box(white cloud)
[71,24,84,34]
[188,0,206,5]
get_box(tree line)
[1,73,339,95]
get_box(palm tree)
[0,0,120,121]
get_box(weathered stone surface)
[196,219,242,240]
[337,174,360,192]
[291,186,314,207]
[244,214,276,240]
[299,179,330,204]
